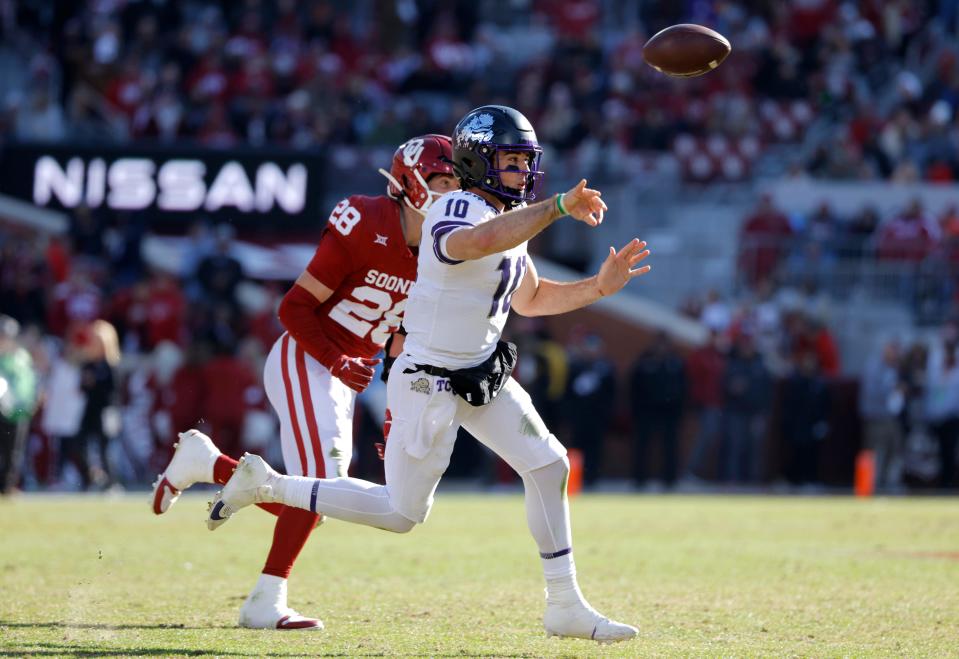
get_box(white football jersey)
[404,190,528,369]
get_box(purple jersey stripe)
[430,220,473,236]
[431,221,472,265]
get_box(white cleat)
[150,429,221,515]
[544,600,638,643]
[206,453,277,531]
[241,609,324,631]
[239,577,323,631]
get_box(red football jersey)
[291,195,417,360]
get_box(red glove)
[330,355,381,393]
[375,408,392,460]
[279,311,380,393]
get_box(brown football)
[643,24,731,77]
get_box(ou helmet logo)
[401,139,425,167]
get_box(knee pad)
[386,514,417,534]
[546,454,571,479]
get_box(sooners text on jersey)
[301,195,417,359]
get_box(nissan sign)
[0,143,326,230]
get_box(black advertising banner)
[0,142,326,232]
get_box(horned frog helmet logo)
[456,112,495,147]
[410,377,431,395]
[401,138,425,167]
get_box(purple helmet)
[451,105,544,208]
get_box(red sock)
[262,506,321,579]
[212,454,285,517]
[213,455,237,484]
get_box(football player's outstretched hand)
[331,356,381,393]
[596,238,651,296]
[560,179,607,227]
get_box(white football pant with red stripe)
[263,332,355,481]
[240,332,354,631]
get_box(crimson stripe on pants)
[294,344,326,478]
[280,334,308,476]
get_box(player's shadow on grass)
[0,646,233,658]
[1,623,536,658]
[0,642,528,659]
[1,649,526,659]
[0,621,234,630]
[1,642,310,658]
[0,644,524,659]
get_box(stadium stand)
[0,0,957,493]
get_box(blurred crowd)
[0,0,957,182]
[739,194,959,321]
[674,281,843,488]
[0,213,287,493]
[859,324,959,492]
[1,0,958,494]
[508,297,957,493]
[1,205,958,494]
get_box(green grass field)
[1,492,957,658]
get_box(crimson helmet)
[379,134,455,215]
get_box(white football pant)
[385,353,566,523]
[263,333,354,478]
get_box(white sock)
[201,451,218,484]
[273,475,415,533]
[542,554,585,605]
[248,573,287,609]
[273,475,316,510]
[521,457,586,606]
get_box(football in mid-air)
[642,24,731,77]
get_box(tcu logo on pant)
[436,379,452,392]
[401,139,425,166]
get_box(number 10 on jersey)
[490,255,527,317]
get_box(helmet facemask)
[378,167,446,216]
[473,143,544,208]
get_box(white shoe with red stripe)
[239,574,323,631]
[150,429,220,515]
[206,453,278,530]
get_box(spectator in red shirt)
[738,194,793,288]
[683,329,727,480]
[44,237,70,284]
[790,313,841,377]
[105,58,147,118]
[46,264,103,338]
[186,52,230,105]
[229,54,274,101]
[938,203,959,263]
[541,0,601,41]
[108,280,150,351]
[144,270,186,349]
[197,102,238,147]
[811,318,841,377]
[156,342,207,448]
[246,283,285,353]
[198,343,260,459]
[877,198,939,262]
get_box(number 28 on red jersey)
[300,195,418,360]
